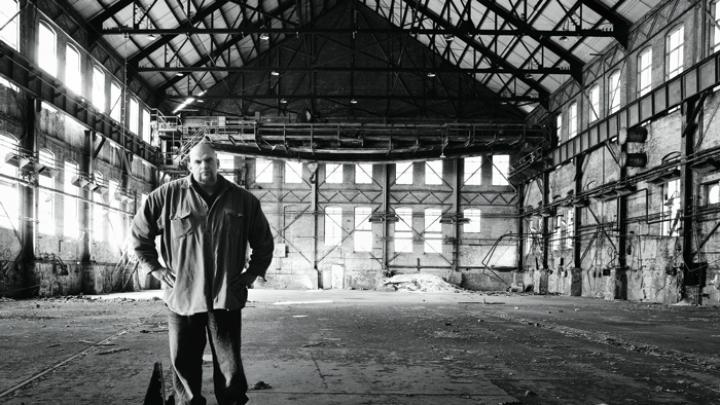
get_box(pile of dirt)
[384,273,463,293]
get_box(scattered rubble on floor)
[253,381,272,390]
[384,274,464,293]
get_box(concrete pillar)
[451,158,461,272]
[18,97,38,267]
[681,96,703,302]
[79,131,93,263]
[616,144,628,300]
[381,163,390,274]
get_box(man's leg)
[168,310,208,405]
[206,309,249,405]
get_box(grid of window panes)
[666,26,684,79]
[638,48,653,96]
[568,102,578,139]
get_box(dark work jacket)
[131,174,274,315]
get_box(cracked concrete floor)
[0,289,719,404]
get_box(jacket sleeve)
[246,198,274,279]
[131,191,164,273]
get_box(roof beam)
[475,0,584,84]
[89,0,135,28]
[154,0,298,94]
[396,0,549,106]
[140,66,572,75]
[580,0,630,48]
[127,0,232,67]
[101,27,615,37]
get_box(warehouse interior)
[1,0,720,404]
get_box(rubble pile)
[384,273,463,293]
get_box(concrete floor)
[0,289,719,404]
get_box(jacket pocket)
[170,209,194,237]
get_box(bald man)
[131,142,274,405]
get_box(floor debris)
[384,274,463,292]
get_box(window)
[92,67,106,112]
[324,206,342,246]
[129,98,139,135]
[355,163,372,184]
[463,156,482,185]
[638,48,653,96]
[608,71,621,114]
[666,26,684,79]
[425,160,442,185]
[37,22,57,77]
[285,161,302,183]
[142,109,151,144]
[715,1,720,52]
[38,150,55,235]
[354,206,372,252]
[556,114,563,138]
[108,180,125,248]
[0,135,19,230]
[492,155,509,186]
[0,0,19,50]
[423,208,442,253]
[463,208,481,233]
[662,179,681,237]
[708,183,720,205]
[63,162,79,238]
[92,173,105,242]
[588,84,600,122]
[325,163,343,183]
[395,161,413,184]
[568,102,578,138]
[255,158,273,183]
[394,207,413,253]
[109,82,122,122]
[65,45,82,95]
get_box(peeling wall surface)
[535,0,720,305]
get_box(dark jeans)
[167,309,249,405]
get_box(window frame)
[608,70,622,114]
[568,101,578,139]
[324,206,343,247]
[353,206,373,252]
[64,44,82,95]
[394,207,413,253]
[491,154,510,186]
[666,25,685,80]
[37,21,57,77]
[588,84,600,122]
[638,47,653,97]
[425,160,443,185]
[255,158,273,183]
[463,156,482,186]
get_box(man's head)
[188,142,219,186]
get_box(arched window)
[37,21,57,77]
[63,161,79,238]
[0,0,19,50]
[65,44,82,95]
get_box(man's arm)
[245,198,274,280]
[130,192,169,283]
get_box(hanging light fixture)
[350,98,358,104]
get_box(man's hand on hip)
[238,272,257,287]
[150,268,176,288]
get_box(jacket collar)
[181,174,230,192]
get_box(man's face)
[188,145,219,186]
